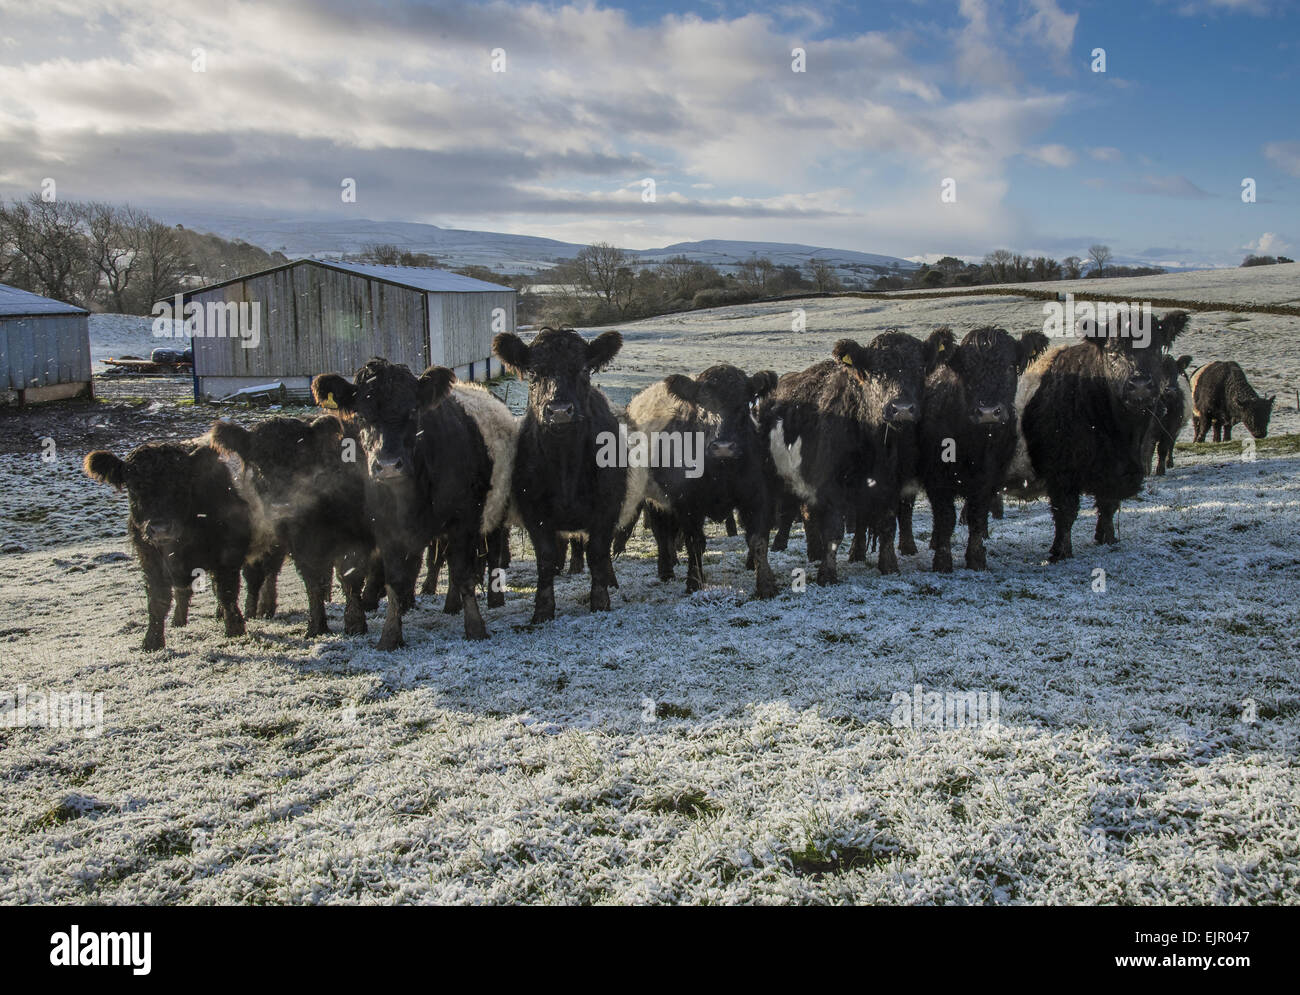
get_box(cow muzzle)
[971,404,1007,425]
[884,400,918,425]
[707,440,740,460]
[542,401,577,425]
[370,455,406,481]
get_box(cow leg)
[1212,421,1222,443]
[143,559,172,652]
[613,505,640,557]
[241,559,264,619]
[804,506,824,563]
[421,539,443,595]
[810,505,843,585]
[340,554,368,636]
[990,492,1004,521]
[1047,490,1079,563]
[897,495,918,555]
[931,494,956,573]
[256,547,284,618]
[377,550,419,650]
[485,528,507,609]
[1223,423,1232,442]
[646,506,677,581]
[361,552,384,611]
[568,538,585,575]
[213,567,245,638]
[847,508,866,563]
[683,517,707,594]
[724,512,738,537]
[171,585,192,627]
[529,529,560,624]
[586,526,616,612]
[875,512,900,575]
[964,493,990,571]
[1095,498,1120,546]
[296,554,332,637]
[740,499,777,599]
[772,495,797,553]
[446,532,487,640]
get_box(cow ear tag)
[321,392,339,410]
[840,354,853,366]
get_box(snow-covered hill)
[161,212,917,279]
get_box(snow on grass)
[2,441,1298,904]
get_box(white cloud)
[1263,141,1300,178]
[1027,144,1076,167]
[1243,232,1290,255]
[1090,147,1122,162]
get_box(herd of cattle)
[82,318,1277,651]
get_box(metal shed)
[0,283,92,405]
[173,259,516,401]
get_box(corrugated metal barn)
[176,259,516,401]
[0,283,91,405]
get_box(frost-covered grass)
[2,442,1298,904]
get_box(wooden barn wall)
[436,291,514,368]
[192,266,427,380]
[0,314,91,390]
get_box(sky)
[0,0,1295,267]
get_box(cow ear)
[664,374,699,404]
[748,370,778,398]
[418,366,457,408]
[586,330,623,371]
[492,332,531,376]
[1017,331,1049,373]
[209,420,251,459]
[84,450,126,489]
[831,339,869,378]
[924,327,956,372]
[1159,310,1190,349]
[1176,354,1193,374]
[312,373,356,412]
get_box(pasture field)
[2,275,1298,904]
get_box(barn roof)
[0,283,88,318]
[174,257,515,301]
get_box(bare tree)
[1088,244,1112,277]
[134,221,194,308]
[805,258,842,292]
[983,248,1014,283]
[736,254,776,295]
[85,202,150,313]
[1062,256,1083,280]
[573,242,630,305]
[361,242,402,265]
[1,194,89,304]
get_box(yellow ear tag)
[841,354,853,366]
[321,392,339,410]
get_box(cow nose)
[371,455,404,480]
[973,404,1005,425]
[1128,373,1155,401]
[543,401,576,425]
[143,521,176,543]
[707,440,739,460]
[885,400,917,424]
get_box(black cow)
[1008,311,1184,561]
[492,327,641,623]
[84,442,250,650]
[921,327,1039,572]
[210,415,374,637]
[1190,360,1275,442]
[626,364,779,598]
[1142,354,1193,475]
[311,359,514,648]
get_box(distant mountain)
[160,213,917,279]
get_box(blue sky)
[0,0,1295,266]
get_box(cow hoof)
[899,539,918,556]
[590,590,611,612]
[344,620,367,636]
[878,558,900,576]
[658,569,674,582]
[226,621,246,638]
[755,577,777,599]
[965,555,987,571]
[464,625,489,641]
[488,593,505,609]
[306,622,329,638]
[172,615,188,628]
[529,611,554,625]
[376,635,405,650]
[815,570,837,586]
[143,634,165,652]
